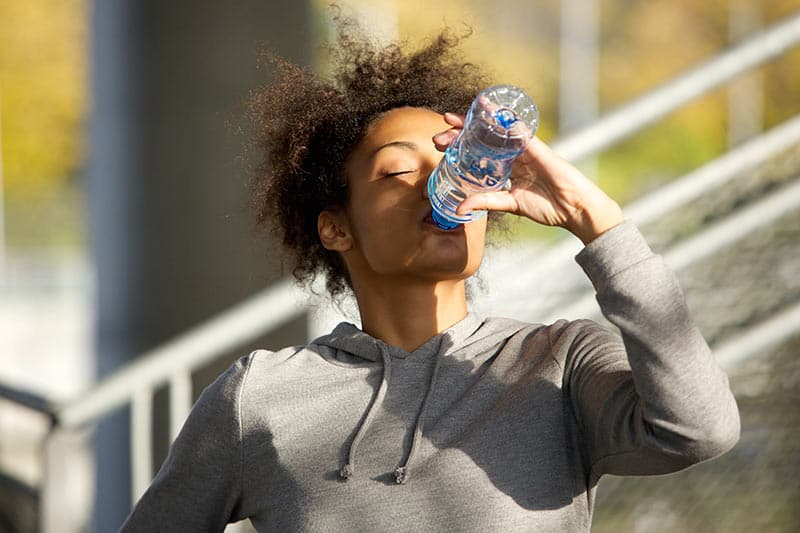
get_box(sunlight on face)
[341,107,488,284]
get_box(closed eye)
[383,169,418,178]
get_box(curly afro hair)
[248,14,499,299]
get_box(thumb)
[457,191,517,215]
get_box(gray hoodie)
[121,222,740,532]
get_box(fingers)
[527,136,561,161]
[524,137,578,176]
[432,129,459,151]
[443,112,465,127]
[432,112,466,151]
[456,191,517,215]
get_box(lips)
[422,211,461,231]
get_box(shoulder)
[544,318,618,346]
[485,316,613,350]
[506,318,623,371]
[241,343,338,383]
[233,343,348,417]
[195,345,310,413]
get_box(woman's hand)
[432,112,624,244]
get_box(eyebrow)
[370,140,419,158]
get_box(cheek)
[350,202,417,269]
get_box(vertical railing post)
[728,0,764,147]
[560,0,599,178]
[39,422,55,533]
[169,372,193,442]
[130,389,153,506]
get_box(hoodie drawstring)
[393,351,444,484]
[338,339,447,485]
[339,345,392,481]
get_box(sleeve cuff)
[574,220,655,288]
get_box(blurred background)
[0,0,798,531]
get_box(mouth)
[423,211,461,232]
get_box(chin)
[420,258,482,281]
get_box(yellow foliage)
[311,0,800,241]
[0,0,87,194]
[3,0,796,209]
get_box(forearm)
[572,222,740,474]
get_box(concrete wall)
[89,1,312,529]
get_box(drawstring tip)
[394,466,408,484]
[339,463,353,480]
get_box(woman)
[122,21,740,533]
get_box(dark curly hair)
[248,13,500,299]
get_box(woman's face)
[340,106,488,284]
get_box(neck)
[352,277,468,352]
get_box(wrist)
[567,197,625,245]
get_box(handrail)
[0,381,57,421]
[55,278,308,429]
[536,174,800,323]
[714,300,800,370]
[470,9,800,295]
[551,10,800,161]
[489,113,800,306]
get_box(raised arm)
[433,117,740,475]
[562,222,740,476]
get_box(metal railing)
[551,9,800,161]
[488,112,800,319]
[537,173,800,330]
[1,8,800,531]
[60,278,309,502]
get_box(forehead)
[360,107,448,150]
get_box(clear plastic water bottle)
[427,84,539,230]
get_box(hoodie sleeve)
[562,221,740,478]
[120,354,252,532]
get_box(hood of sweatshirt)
[311,312,527,485]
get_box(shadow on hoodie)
[307,314,584,512]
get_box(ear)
[318,208,353,252]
